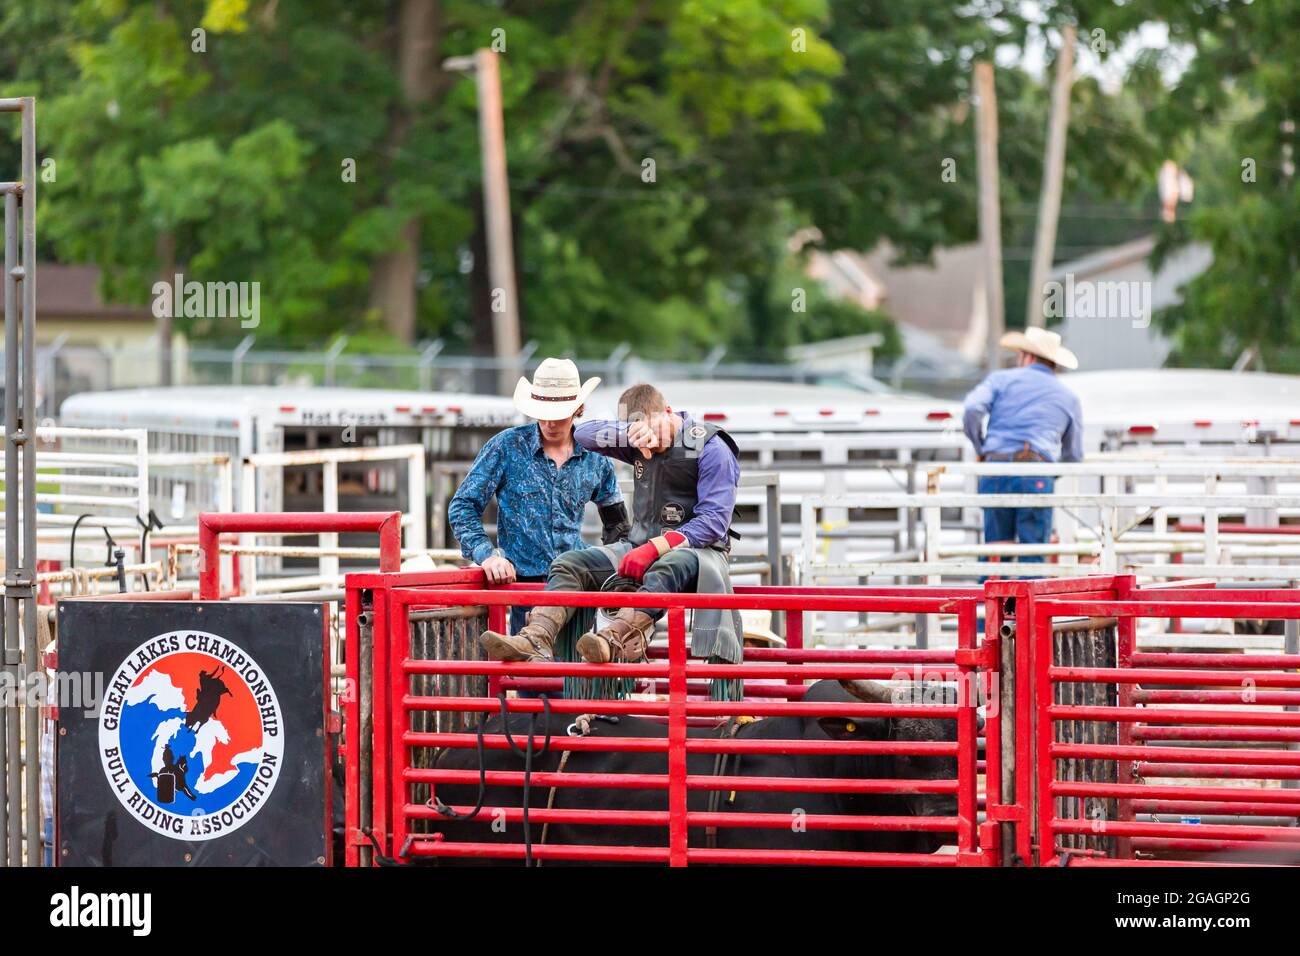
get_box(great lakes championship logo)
[99,630,284,841]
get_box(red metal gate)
[1025,580,1300,866]
[344,571,997,866]
[343,568,1300,867]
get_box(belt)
[984,441,1047,463]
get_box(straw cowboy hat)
[512,357,601,421]
[999,327,1079,370]
[739,608,786,648]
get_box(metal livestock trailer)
[59,385,521,547]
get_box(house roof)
[36,263,152,320]
[1047,236,1159,282]
[1049,235,1213,371]
[854,242,986,342]
[803,239,989,370]
[786,332,884,362]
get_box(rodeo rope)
[431,693,554,867]
[500,694,554,866]
[429,701,497,823]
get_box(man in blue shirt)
[962,328,1084,565]
[448,358,628,634]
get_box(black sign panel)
[56,601,328,866]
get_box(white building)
[1052,236,1213,370]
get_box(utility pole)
[445,49,522,396]
[1026,24,1077,329]
[974,61,1005,371]
[156,233,175,385]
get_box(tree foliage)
[1138,0,1300,368]
[0,0,1217,367]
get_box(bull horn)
[838,679,896,704]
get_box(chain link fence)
[21,338,979,416]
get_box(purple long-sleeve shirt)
[574,412,739,549]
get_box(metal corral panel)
[1052,618,1119,857]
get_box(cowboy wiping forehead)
[617,383,668,424]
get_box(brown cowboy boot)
[479,605,567,663]
[576,608,655,664]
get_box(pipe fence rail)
[339,568,1300,868]
[343,569,993,867]
[1029,586,1300,866]
[985,574,1300,867]
[801,482,1300,588]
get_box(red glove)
[618,531,687,581]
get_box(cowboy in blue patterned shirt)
[448,358,628,633]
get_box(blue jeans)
[508,574,547,634]
[978,474,1055,563]
[509,574,546,697]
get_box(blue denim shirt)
[448,424,622,576]
[962,363,1084,463]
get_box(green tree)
[1095,0,1300,367]
[0,0,1175,371]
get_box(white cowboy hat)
[739,608,786,648]
[999,327,1078,370]
[512,357,601,421]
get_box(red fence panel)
[344,571,996,867]
[983,574,1130,865]
[1029,589,1300,866]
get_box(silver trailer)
[59,385,521,541]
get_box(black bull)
[424,680,964,863]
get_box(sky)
[1002,5,1195,92]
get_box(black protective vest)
[629,420,740,551]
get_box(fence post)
[989,592,1017,865]
[417,338,444,391]
[923,497,942,639]
[955,602,979,861]
[231,334,255,385]
[0,174,17,868]
[2,97,39,866]
[321,461,340,585]
[1099,502,1117,573]
[324,336,348,387]
[1287,611,1299,790]
[667,606,688,866]
[607,342,631,386]
[702,345,726,374]
[1057,473,1078,565]
[764,475,782,588]
[42,331,68,418]
[405,449,427,552]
